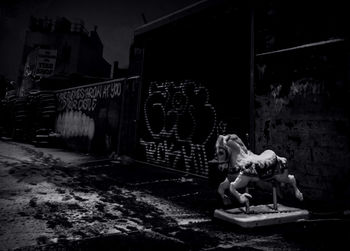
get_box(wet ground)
[0,139,349,250]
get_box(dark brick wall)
[254,42,350,208]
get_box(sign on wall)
[35,49,57,77]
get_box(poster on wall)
[35,49,57,78]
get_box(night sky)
[0,0,199,81]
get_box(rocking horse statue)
[212,134,308,227]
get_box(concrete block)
[214,204,309,228]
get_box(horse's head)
[215,134,249,172]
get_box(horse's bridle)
[216,143,240,174]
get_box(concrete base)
[214,204,309,228]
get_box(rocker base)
[214,204,309,228]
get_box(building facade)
[18,16,111,94]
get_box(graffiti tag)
[140,140,209,175]
[140,81,219,176]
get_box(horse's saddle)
[240,150,287,180]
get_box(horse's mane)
[226,134,283,170]
[225,134,249,154]
[224,134,254,169]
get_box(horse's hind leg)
[275,170,303,201]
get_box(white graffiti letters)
[141,81,217,176]
[140,140,208,175]
[57,81,122,112]
[56,111,95,140]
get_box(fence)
[55,76,141,155]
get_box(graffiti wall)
[254,43,350,207]
[132,0,251,177]
[55,77,141,154]
[138,80,249,177]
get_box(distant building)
[18,17,111,94]
[112,61,129,79]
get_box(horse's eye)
[218,151,224,156]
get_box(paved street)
[0,139,349,251]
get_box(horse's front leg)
[218,178,231,205]
[229,173,252,204]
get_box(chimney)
[113,61,119,79]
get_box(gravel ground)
[0,139,349,251]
